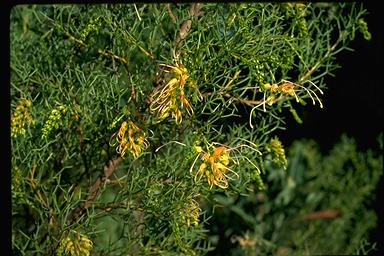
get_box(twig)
[62,29,128,65]
[97,49,128,65]
[134,4,142,21]
[174,3,203,47]
[203,91,264,107]
[189,3,203,19]
[175,19,192,46]
[302,209,342,221]
[166,4,177,24]
[299,31,345,82]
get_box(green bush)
[208,134,382,255]
[10,3,376,255]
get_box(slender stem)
[300,31,345,82]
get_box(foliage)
[10,3,373,255]
[208,135,382,255]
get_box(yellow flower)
[266,137,287,169]
[149,62,196,124]
[263,80,323,109]
[180,199,201,227]
[110,120,149,158]
[11,98,34,138]
[265,83,279,93]
[266,95,276,106]
[279,81,296,96]
[265,81,295,96]
[41,105,68,139]
[58,231,93,256]
[195,145,238,189]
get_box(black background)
[279,2,382,155]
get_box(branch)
[166,4,177,24]
[47,157,122,255]
[203,91,265,107]
[66,156,122,224]
[61,29,128,65]
[174,3,203,48]
[302,208,342,221]
[299,31,345,82]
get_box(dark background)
[278,2,383,254]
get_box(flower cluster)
[194,144,238,189]
[264,81,297,105]
[110,120,149,158]
[149,63,194,124]
[282,3,309,38]
[57,231,93,256]
[180,199,201,227]
[266,137,287,169]
[80,17,101,42]
[11,98,34,138]
[41,105,68,139]
[263,80,323,108]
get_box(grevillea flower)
[58,231,93,256]
[180,199,201,227]
[194,144,238,189]
[263,80,323,108]
[11,98,34,138]
[41,105,68,139]
[264,81,295,96]
[278,81,296,96]
[149,63,195,124]
[266,137,287,169]
[110,120,149,158]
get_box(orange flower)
[149,63,195,124]
[110,120,149,158]
[195,145,238,189]
[279,81,296,96]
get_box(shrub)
[10,3,374,255]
